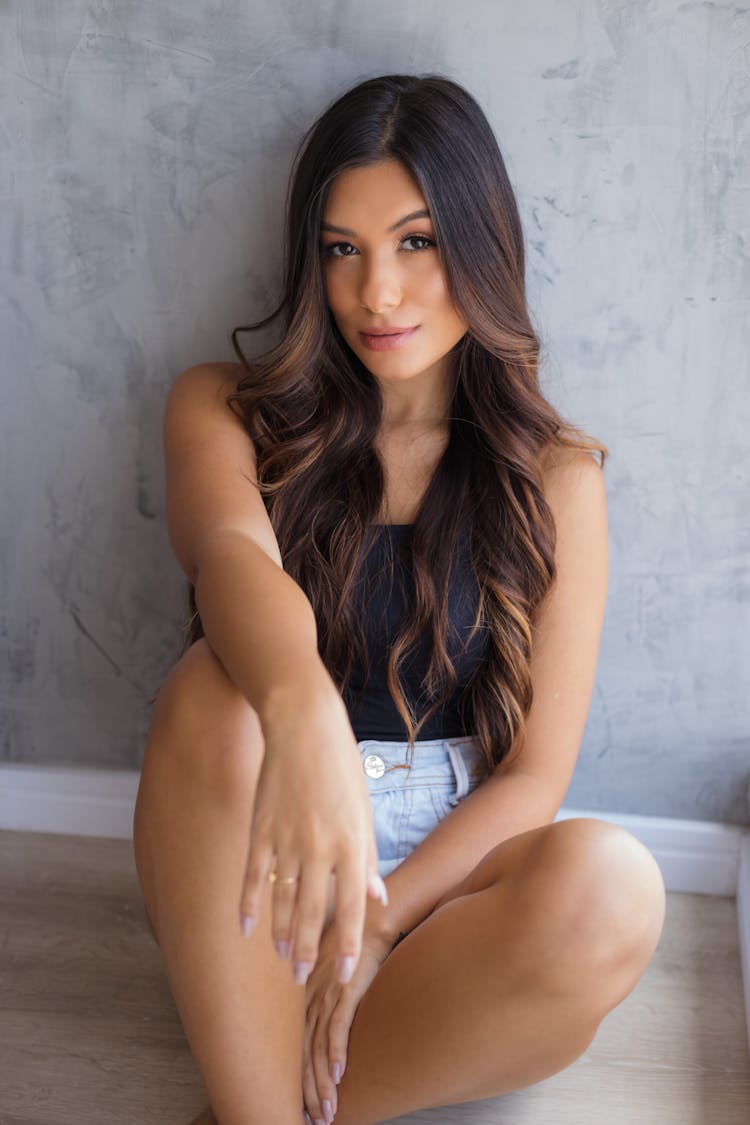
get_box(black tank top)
[341,523,489,740]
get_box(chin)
[355,348,429,373]
[364,362,426,382]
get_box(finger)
[312,1004,338,1125]
[327,995,354,1087]
[366,844,388,909]
[333,845,367,983]
[290,859,331,984]
[366,871,388,905]
[302,1010,325,1125]
[364,821,386,906]
[268,854,303,963]
[303,1053,323,1124]
[238,830,275,938]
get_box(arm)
[164,362,341,723]
[367,449,610,947]
[164,362,383,981]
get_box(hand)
[238,679,388,985]
[302,917,394,1124]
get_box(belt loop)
[446,741,470,806]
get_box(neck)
[375,358,457,430]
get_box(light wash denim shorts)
[356,734,489,878]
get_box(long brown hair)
[184,74,606,775]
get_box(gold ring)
[268,871,299,885]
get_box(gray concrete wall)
[1,1,748,824]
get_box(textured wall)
[1,1,748,823]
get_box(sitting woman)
[133,72,666,1125]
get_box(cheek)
[419,270,466,337]
[418,263,458,313]
[322,271,336,308]
[323,269,353,316]
[446,305,469,339]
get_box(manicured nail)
[274,939,291,960]
[368,872,389,906]
[292,960,312,985]
[336,954,356,983]
[331,1060,342,1084]
[314,1119,325,1125]
[303,1113,313,1125]
[322,1099,334,1124]
[240,914,256,938]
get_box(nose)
[359,253,401,314]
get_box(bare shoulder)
[167,360,244,406]
[539,444,606,534]
[164,360,250,451]
[162,361,281,581]
[540,443,604,498]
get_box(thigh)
[133,638,265,939]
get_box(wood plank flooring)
[0,829,748,1125]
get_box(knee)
[143,638,265,793]
[523,818,666,993]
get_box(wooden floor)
[1,830,748,1125]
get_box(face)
[319,160,468,403]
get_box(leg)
[329,816,666,1125]
[135,641,665,1124]
[133,639,310,1125]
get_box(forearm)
[193,528,339,724]
[370,769,561,947]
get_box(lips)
[358,326,419,352]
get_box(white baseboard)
[0,763,746,891]
[737,835,750,1055]
[0,765,139,840]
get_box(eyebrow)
[320,208,432,237]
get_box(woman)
[133,74,666,1125]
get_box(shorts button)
[363,753,386,779]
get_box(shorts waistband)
[356,735,487,797]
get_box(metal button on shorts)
[363,753,386,778]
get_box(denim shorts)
[356,735,489,878]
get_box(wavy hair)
[183,73,607,775]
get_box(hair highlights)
[184,74,607,775]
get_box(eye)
[401,234,435,251]
[320,241,357,259]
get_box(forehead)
[322,159,429,225]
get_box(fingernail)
[331,1060,342,1084]
[274,939,291,960]
[292,960,312,985]
[240,914,256,938]
[314,1119,325,1125]
[303,1113,313,1125]
[368,872,389,906]
[322,1099,334,1124]
[336,954,356,983]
